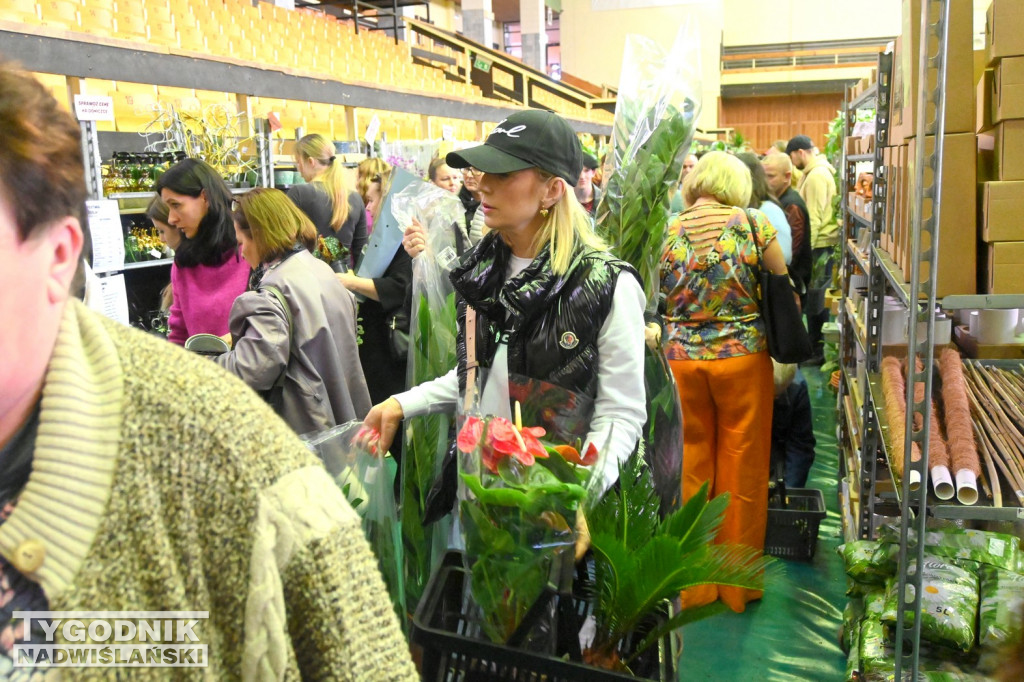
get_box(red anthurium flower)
[457,416,484,453]
[487,418,521,454]
[581,442,599,466]
[519,427,549,464]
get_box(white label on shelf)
[73,95,114,121]
[365,115,381,146]
[441,125,455,141]
[86,200,126,274]
[149,249,163,260]
[96,273,129,326]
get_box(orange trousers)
[670,351,773,613]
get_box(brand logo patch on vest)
[559,331,579,349]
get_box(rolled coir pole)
[881,356,921,486]
[938,348,980,504]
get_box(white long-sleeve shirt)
[394,254,647,492]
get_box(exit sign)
[473,55,492,73]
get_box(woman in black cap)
[359,109,647,514]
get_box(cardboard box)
[986,0,1024,66]
[892,0,975,140]
[995,120,1024,180]
[954,324,1024,359]
[889,35,906,146]
[994,57,1024,123]
[981,181,1024,242]
[977,69,994,133]
[987,241,1024,293]
[905,132,977,296]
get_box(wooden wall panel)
[719,94,843,154]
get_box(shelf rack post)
[255,118,274,189]
[893,0,950,678]
[80,119,103,201]
[860,50,892,541]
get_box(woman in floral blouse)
[660,151,788,614]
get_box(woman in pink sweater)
[156,159,250,344]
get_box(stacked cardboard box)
[885,0,976,297]
[978,0,1024,294]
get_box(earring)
[539,207,550,218]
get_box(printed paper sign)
[86,200,126,274]
[365,115,381,146]
[74,95,114,122]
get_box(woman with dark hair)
[216,188,371,435]
[736,152,792,266]
[155,158,249,345]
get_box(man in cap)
[787,134,837,366]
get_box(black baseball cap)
[785,135,815,154]
[446,109,584,187]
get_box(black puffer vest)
[451,232,640,406]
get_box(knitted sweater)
[0,300,418,681]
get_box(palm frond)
[624,601,729,666]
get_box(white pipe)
[909,467,922,492]
[955,469,979,506]
[931,465,955,500]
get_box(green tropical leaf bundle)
[585,453,775,672]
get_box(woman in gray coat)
[217,188,372,435]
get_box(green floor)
[678,366,848,681]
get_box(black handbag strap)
[742,208,766,304]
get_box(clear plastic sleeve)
[301,421,405,624]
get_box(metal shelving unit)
[838,48,891,545]
[840,2,1024,675]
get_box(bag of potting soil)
[863,586,887,621]
[978,565,1024,649]
[842,598,864,653]
[877,524,1020,572]
[840,541,891,586]
[844,619,860,682]
[859,617,892,677]
[880,556,978,652]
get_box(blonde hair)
[234,188,317,262]
[683,151,752,208]
[295,133,350,232]
[532,170,606,275]
[356,157,391,204]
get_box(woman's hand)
[356,397,405,457]
[402,218,427,259]
[336,270,358,291]
[644,322,662,350]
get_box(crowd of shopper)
[0,60,846,676]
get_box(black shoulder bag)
[745,209,813,364]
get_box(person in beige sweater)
[787,134,838,365]
[0,61,417,680]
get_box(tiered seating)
[0,0,42,24]
[4,0,608,141]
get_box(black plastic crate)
[411,552,675,682]
[764,488,827,561]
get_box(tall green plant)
[401,292,457,611]
[585,453,774,672]
[595,106,694,308]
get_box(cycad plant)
[584,453,774,672]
